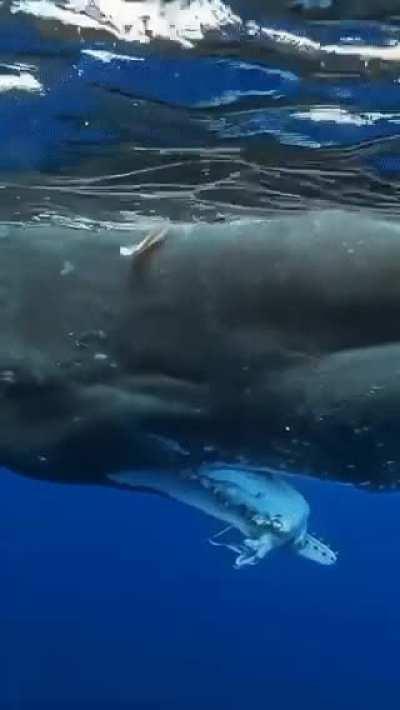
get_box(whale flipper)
[295,534,337,566]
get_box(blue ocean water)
[2,2,400,708]
[2,469,400,709]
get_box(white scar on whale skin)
[120,227,168,258]
[109,466,337,569]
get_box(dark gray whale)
[2,209,400,491]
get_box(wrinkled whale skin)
[2,210,400,489]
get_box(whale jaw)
[109,466,337,570]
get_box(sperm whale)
[3,210,400,564]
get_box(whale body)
[1,210,400,490]
[2,209,400,565]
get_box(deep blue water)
[2,469,400,708]
[2,2,400,708]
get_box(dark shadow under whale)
[2,210,400,564]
